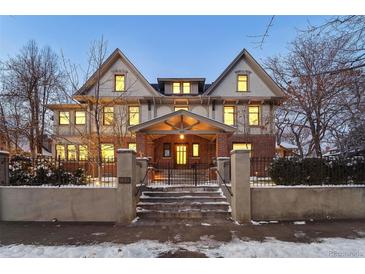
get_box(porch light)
[179,134,184,140]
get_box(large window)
[128,106,140,125]
[79,145,88,160]
[172,82,181,94]
[174,106,189,111]
[101,144,114,161]
[75,111,86,125]
[182,82,191,94]
[115,75,125,92]
[237,74,248,92]
[248,106,260,126]
[192,143,200,157]
[59,111,70,125]
[56,145,65,160]
[224,106,236,126]
[163,143,171,157]
[232,143,252,156]
[67,144,77,160]
[128,143,136,151]
[103,106,114,125]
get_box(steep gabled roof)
[204,48,285,97]
[73,48,161,98]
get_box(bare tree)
[266,30,364,157]
[0,40,65,157]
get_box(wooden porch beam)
[144,130,223,135]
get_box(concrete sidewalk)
[1,219,365,247]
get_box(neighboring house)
[276,142,298,157]
[47,48,285,166]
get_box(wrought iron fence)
[7,155,116,187]
[147,162,216,186]
[250,157,275,186]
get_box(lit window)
[233,143,252,156]
[174,106,189,111]
[192,143,199,157]
[103,106,114,125]
[67,144,77,161]
[115,75,125,92]
[128,143,136,151]
[224,106,236,126]
[75,111,86,125]
[79,145,88,160]
[237,75,248,92]
[163,143,171,157]
[56,145,65,160]
[248,106,260,126]
[59,111,70,125]
[128,106,140,125]
[172,82,181,94]
[183,82,191,94]
[101,144,114,161]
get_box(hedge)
[268,156,365,185]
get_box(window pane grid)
[192,144,199,157]
[59,111,70,125]
[224,106,236,126]
[75,111,86,125]
[67,145,77,161]
[237,74,248,92]
[103,106,114,125]
[249,106,260,126]
[172,82,181,94]
[101,144,115,161]
[56,145,65,160]
[115,75,125,92]
[128,106,140,125]
[79,145,88,161]
[182,82,190,94]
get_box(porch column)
[216,133,229,157]
[230,149,251,223]
[116,149,137,223]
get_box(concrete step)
[137,201,230,211]
[142,191,223,198]
[145,186,220,192]
[137,209,230,219]
[139,196,227,203]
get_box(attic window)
[115,75,125,92]
[182,82,191,94]
[237,74,248,92]
[172,83,181,94]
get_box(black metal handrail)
[214,167,233,197]
[135,166,152,197]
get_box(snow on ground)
[1,236,365,258]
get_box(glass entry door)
[176,144,187,166]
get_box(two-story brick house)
[47,48,284,167]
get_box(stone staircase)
[136,185,231,221]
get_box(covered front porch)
[129,109,236,168]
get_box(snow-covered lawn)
[1,236,364,258]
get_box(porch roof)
[128,109,236,136]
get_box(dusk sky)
[0,16,331,83]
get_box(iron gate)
[148,162,216,186]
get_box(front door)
[176,144,187,167]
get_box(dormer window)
[172,82,191,94]
[183,82,191,94]
[115,75,125,92]
[237,74,248,92]
[172,82,181,94]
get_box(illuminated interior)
[192,143,199,157]
[115,75,125,92]
[237,74,248,92]
[79,145,88,160]
[249,106,259,126]
[103,106,114,125]
[75,111,86,125]
[67,144,77,160]
[172,82,181,94]
[101,144,114,161]
[128,106,140,125]
[128,143,137,151]
[176,144,187,165]
[56,145,65,160]
[182,82,191,94]
[224,106,235,126]
[59,111,70,125]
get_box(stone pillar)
[0,151,9,186]
[216,157,231,203]
[216,133,229,157]
[116,149,137,223]
[230,149,251,223]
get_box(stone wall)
[251,186,365,221]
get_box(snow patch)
[294,221,306,225]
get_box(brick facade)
[228,134,276,158]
